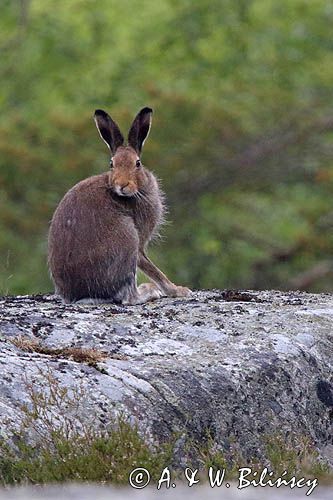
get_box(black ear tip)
[141,107,153,115]
[94,109,108,118]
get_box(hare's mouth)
[114,186,137,198]
[118,192,135,198]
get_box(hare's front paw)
[168,285,191,298]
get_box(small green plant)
[0,418,173,485]
[265,434,331,481]
[186,430,332,484]
[188,431,241,479]
[0,370,173,486]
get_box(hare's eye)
[110,159,114,168]
[136,159,141,168]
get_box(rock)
[0,289,332,466]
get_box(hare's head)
[94,107,153,197]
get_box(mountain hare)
[48,107,191,304]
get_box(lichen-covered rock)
[0,290,332,464]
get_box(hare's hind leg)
[138,251,191,297]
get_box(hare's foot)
[123,282,163,305]
[165,285,191,298]
[137,282,163,302]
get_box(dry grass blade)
[10,335,108,364]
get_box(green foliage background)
[0,0,332,295]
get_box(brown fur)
[48,108,190,305]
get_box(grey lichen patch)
[0,289,332,468]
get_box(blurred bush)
[0,0,332,294]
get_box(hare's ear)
[94,109,124,153]
[128,107,153,154]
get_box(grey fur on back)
[48,171,164,303]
